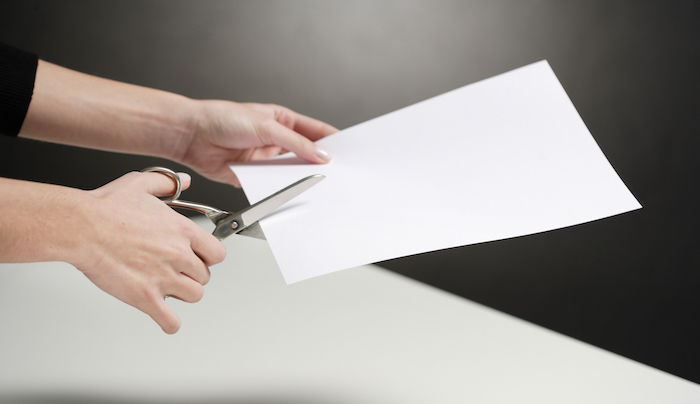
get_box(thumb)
[138,171,191,198]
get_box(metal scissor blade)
[236,222,266,240]
[240,174,325,227]
[211,174,324,240]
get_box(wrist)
[41,187,97,266]
[0,178,93,265]
[149,94,200,161]
[161,97,205,163]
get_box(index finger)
[188,222,227,266]
[138,171,191,198]
[291,112,339,141]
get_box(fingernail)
[315,147,331,162]
[177,172,191,183]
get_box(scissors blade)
[236,222,266,240]
[212,174,324,240]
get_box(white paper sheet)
[231,61,641,283]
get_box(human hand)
[176,101,338,186]
[20,62,338,186]
[71,171,226,334]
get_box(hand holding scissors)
[68,168,322,334]
[141,167,324,240]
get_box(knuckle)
[172,245,193,264]
[143,286,163,306]
[292,136,314,155]
[178,219,196,237]
[189,284,205,303]
[161,244,180,261]
[201,268,212,285]
[206,236,227,265]
[213,241,227,264]
[189,259,210,285]
[257,120,277,141]
[123,171,144,182]
[300,136,314,150]
[192,259,212,285]
[275,108,295,127]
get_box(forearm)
[19,60,199,160]
[0,177,89,264]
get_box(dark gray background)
[1,0,698,384]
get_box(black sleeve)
[0,43,38,137]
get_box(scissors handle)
[140,167,228,221]
[165,199,228,221]
[140,166,324,241]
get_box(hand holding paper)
[181,102,336,186]
[232,61,641,283]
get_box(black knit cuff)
[0,43,38,137]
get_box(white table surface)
[1,218,699,404]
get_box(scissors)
[141,166,324,240]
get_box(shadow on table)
[0,392,353,404]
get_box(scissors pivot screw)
[140,166,324,241]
